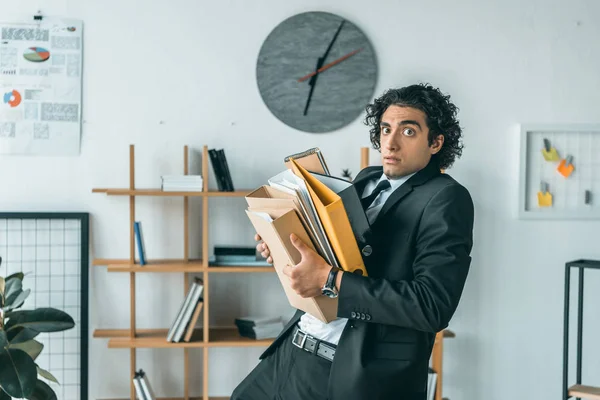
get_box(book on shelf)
[208,256,272,267]
[166,277,204,342]
[134,221,146,265]
[133,369,156,400]
[160,174,203,192]
[214,246,257,257]
[427,367,437,400]
[234,315,285,340]
[208,148,234,191]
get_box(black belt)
[290,326,336,362]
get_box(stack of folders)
[166,278,204,342]
[133,369,156,400]
[161,175,203,192]
[234,316,284,340]
[244,148,370,323]
[427,368,438,400]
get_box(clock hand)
[319,20,345,65]
[302,20,346,115]
[297,48,363,82]
[303,56,323,115]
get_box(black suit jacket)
[260,160,475,400]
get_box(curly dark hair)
[364,83,463,170]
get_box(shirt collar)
[376,171,416,193]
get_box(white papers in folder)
[250,211,273,222]
[267,169,339,269]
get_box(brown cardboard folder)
[246,185,320,250]
[289,159,368,276]
[245,208,338,323]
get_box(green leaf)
[35,366,58,385]
[6,308,75,333]
[0,331,8,348]
[10,340,43,360]
[4,289,30,311]
[0,347,37,398]
[26,379,57,400]
[5,272,24,282]
[4,278,21,302]
[7,327,39,344]
[0,388,11,400]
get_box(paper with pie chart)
[0,17,83,155]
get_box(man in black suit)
[232,83,474,400]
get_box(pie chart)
[3,90,22,107]
[23,47,50,62]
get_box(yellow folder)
[289,159,368,276]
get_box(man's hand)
[283,233,331,298]
[254,234,273,264]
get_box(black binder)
[308,171,371,244]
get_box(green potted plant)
[0,256,75,399]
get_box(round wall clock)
[256,11,378,133]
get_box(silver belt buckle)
[292,328,307,350]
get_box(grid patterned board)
[0,213,88,400]
[519,124,600,219]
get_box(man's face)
[379,105,444,179]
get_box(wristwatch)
[321,267,341,298]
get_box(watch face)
[256,11,378,133]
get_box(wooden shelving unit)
[92,144,274,400]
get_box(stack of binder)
[208,148,234,191]
[234,316,285,340]
[244,148,370,323]
[208,245,271,266]
[161,175,203,191]
[166,278,204,342]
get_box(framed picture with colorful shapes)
[519,124,600,219]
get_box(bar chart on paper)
[519,125,600,219]
[0,213,88,400]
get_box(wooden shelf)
[106,329,203,348]
[107,260,204,273]
[93,259,274,273]
[569,385,600,400]
[208,266,274,273]
[207,327,273,347]
[95,327,273,349]
[92,188,251,197]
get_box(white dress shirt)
[297,171,415,345]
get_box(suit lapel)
[352,167,382,197]
[374,161,441,224]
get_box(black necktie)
[361,179,391,210]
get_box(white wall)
[1,0,600,398]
